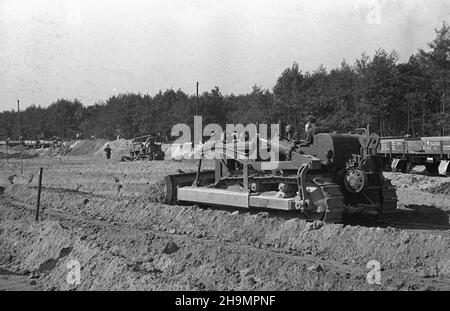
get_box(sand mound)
[67,139,109,156]
[163,142,217,160]
[163,143,193,160]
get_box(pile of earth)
[385,172,450,194]
[68,139,109,156]
[427,182,450,196]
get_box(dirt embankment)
[0,158,205,198]
[68,139,108,156]
[386,172,450,194]
[0,157,449,290]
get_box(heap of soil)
[428,182,450,195]
[68,139,109,156]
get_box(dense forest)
[1,23,450,141]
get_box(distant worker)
[104,144,112,159]
[117,134,121,140]
[300,115,318,147]
[76,133,80,140]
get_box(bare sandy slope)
[0,156,449,291]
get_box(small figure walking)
[104,144,112,159]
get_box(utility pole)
[17,99,23,175]
[196,82,199,116]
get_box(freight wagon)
[377,136,450,175]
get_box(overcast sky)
[1,0,450,111]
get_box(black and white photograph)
[0,0,449,296]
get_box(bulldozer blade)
[164,170,216,204]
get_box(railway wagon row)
[0,140,55,148]
[377,136,450,175]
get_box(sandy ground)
[0,152,449,291]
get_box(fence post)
[36,167,43,222]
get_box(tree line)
[1,23,450,141]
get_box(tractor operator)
[284,124,297,141]
[299,115,318,147]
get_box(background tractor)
[121,134,165,161]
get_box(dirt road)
[1,157,449,290]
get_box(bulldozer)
[163,127,397,223]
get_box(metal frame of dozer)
[164,135,397,223]
[164,141,342,220]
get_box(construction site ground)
[0,140,449,291]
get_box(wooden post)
[17,100,23,175]
[36,167,43,222]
